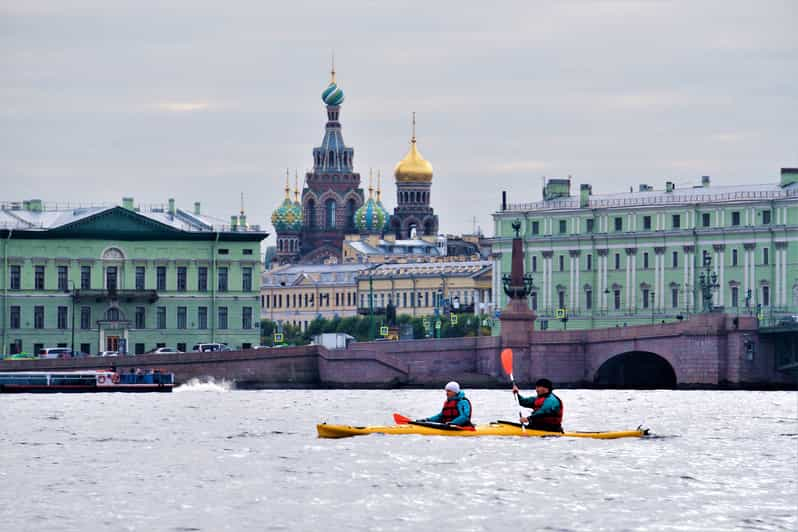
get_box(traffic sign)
[380,326,389,336]
[450,314,458,325]
[435,319,442,330]
[556,308,568,319]
[273,332,284,343]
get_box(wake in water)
[174,377,234,392]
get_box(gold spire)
[376,170,382,202]
[240,192,245,217]
[284,169,291,200]
[330,51,336,83]
[394,112,433,182]
[368,169,374,199]
[293,170,300,203]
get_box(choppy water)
[1,384,796,531]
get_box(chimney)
[239,214,247,228]
[701,175,711,187]
[665,181,675,193]
[122,197,134,210]
[579,184,592,208]
[28,199,43,213]
[639,184,653,192]
[230,215,238,230]
[501,191,507,211]
[193,202,201,215]
[780,168,798,188]
[167,198,176,215]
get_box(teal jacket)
[422,391,472,426]
[518,392,562,418]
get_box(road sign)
[380,326,389,336]
[435,319,442,330]
[556,308,568,319]
[273,333,284,343]
[494,310,501,318]
[450,314,458,325]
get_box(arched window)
[346,198,358,232]
[106,308,120,321]
[325,199,337,228]
[278,240,283,252]
[306,199,316,228]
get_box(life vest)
[441,396,472,425]
[532,392,563,426]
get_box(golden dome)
[394,114,433,183]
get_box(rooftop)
[361,260,492,279]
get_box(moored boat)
[0,370,175,393]
[317,421,648,439]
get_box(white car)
[150,347,182,354]
[97,351,119,357]
[39,347,72,359]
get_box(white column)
[541,256,548,310]
[575,256,581,313]
[631,254,637,312]
[743,249,750,301]
[625,254,631,311]
[603,254,609,310]
[782,247,788,306]
[713,250,720,305]
[569,256,575,310]
[683,250,689,309]
[719,249,725,306]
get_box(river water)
[1,384,796,532]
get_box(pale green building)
[1,198,267,355]
[491,168,798,330]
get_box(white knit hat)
[444,381,460,393]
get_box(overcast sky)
[2,1,796,241]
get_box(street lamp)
[699,255,719,313]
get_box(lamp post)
[699,255,719,313]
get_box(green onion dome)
[271,179,303,233]
[354,196,386,234]
[322,81,345,106]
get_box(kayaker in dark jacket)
[420,381,473,427]
[512,378,563,432]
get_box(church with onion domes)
[270,65,439,265]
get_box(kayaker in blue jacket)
[419,381,473,426]
[512,378,564,432]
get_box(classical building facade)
[260,264,368,331]
[1,198,266,355]
[491,169,798,330]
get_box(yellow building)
[260,264,368,330]
[355,260,494,318]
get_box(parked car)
[192,343,231,352]
[38,347,73,359]
[149,347,182,355]
[3,353,36,361]
[96,351,119,357]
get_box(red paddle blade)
[500,348,514,377]
[393,413,411,425]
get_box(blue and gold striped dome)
[322,81,345,106]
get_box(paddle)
[393,413,411,425]
[392,413,475,431]
[500,348,525,429]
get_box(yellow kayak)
[317,421,649,439]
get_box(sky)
[2,0,797,241]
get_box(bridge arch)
[594,351,677,389]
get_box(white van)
[38,347,72,359]
[192,343,230,352]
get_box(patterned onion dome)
[321,81,345,106]
[375,199,391,232]
[354,197,387,234]
[271,178,303,232]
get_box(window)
[731,287,739,308]
[198,267,208,292]
[531,221,539,235]
[702,213,710,227]
[106,267,117,290]
[325,199,336,228]
[613,290,621,310]
[732,211,740,226]
[57,266,68,291]
[532,256,538,272]
[585,289,593,310]
[559,220,567,234]
[558,291,565,309]
[198,307,208,329]
[134,307,145,329]
[177,343,187,353]
[81,266,91,289]
[135,343,145,355]
[242,267,253,292]
[218,307,228,330]
[614,253,621,270]
[672,214,681,228]
[243,249,254,255]
[218,249,229,255]
[732,249,738,266]
[156,266,167,291]
[243,307,253,329]
[614,217,623,232]
[403,293,407,307]
[10,306,20,329]
[107,308,120,321]
[177,306,187,329]
[135,266,146,290]
[35,265,45,290]
[763,247,769,266]
[762,286,770,307]
[642,289,650,309]
[672,251,678,269]
[643,252,650,270]
[586,254,592,271]
[177,267,187,292]
[81,343,91,355]
[218,267,229,292]
[586,219,594,233]
[762,210,771,225]
[156,307,166,329]
[671,288,679,308]
[34,306,44,329]
[559,255,564,272]
[57,306,68,329]
[81,307,91,329]
[643,216,652,230]
[9,265,20,290]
